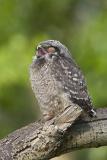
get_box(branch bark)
[0,108,107,160]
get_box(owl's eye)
[46,47,56,54]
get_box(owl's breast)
[30,59,71,116]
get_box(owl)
[30,40,96,122]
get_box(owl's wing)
[53,55,95,117]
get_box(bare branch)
[0,108,107,160]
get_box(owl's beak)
[36,45,47,57]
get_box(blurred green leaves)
[71,11,107,107]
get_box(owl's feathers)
[30,40,96,122]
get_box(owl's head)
[35,40,71,59]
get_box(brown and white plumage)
[30,40,96,121]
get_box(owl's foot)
[43,113,54,121]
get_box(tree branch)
[0,108,107,160]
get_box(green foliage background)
[0,0,107,159]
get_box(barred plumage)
[30,40,96,121]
